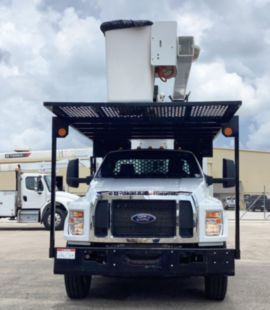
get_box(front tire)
[43,208,66,230]
[205,275,228,300]
[64,274,91,299]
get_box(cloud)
[247,119,270,149]
[188,60,257,117]
[0,0,270,153]
[0,1,105,152]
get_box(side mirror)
[204,159,236,188]
[223,159,236,188]
[67,159,80,188]
[67,159,92,188]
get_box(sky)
[1,0,270,152]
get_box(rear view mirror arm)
[78,176,92,185]
[205,175,235,186]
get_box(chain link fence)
[241,191,270,220]
[214,190,270,220]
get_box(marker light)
[223,127,233,137]
[205,211,223,236]
[57,127,68,137]
[69,210,84,235]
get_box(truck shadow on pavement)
[91,277,205,300]
[58,277,210,307]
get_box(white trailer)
[0,191,16,217]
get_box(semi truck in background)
[0,167,78,230]
[0,148,92,195]
[45,20,241,301]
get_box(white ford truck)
[45,19,241,301]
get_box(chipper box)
[45,20,241,300]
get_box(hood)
[90,178,205,194]
[56,191,79,200]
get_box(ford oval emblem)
[131,213,157,224]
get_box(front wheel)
[43,208,66,230]
[205,275,228,300]
[64,274,91,299]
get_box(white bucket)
[103,22,154,102]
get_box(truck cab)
[0,172,78,230]
[19,172,78,230]
[20,173,51,210]
[65,149,227,246]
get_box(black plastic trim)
[100,20,153,34]
[179,201,193,238]
[95,201,110,237]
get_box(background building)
[208,148,270,206]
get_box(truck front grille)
[111,200,176,238]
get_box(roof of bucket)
[100,20,153,34]
[44,101,241,140]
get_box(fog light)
[205,211,223,236]
[69,210,84,235]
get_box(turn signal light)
[223,127,233,137]
[57,127,68,137]
[73,211,84,218]
[206,211,221,218]
[205,211,223,236]
[69,210,84,235]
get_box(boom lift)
[45,20,241,300]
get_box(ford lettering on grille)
[131,213,157,224]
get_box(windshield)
[44,175,51,192]
[96,151,202,179]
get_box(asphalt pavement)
[0,214,269,309]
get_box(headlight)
[69,210,84,235]
[205,211,223,236]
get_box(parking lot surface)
[0,215,270,310]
